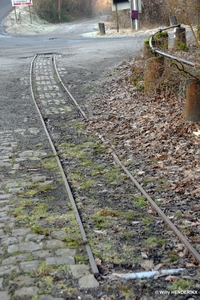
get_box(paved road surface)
[0,0,13,33]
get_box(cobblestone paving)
[0,57,98,299]
[33,55,77,119]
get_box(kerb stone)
[0,291,10,300]
[19,261,39,271]
[70,264,90,279]
[79,274,99,289]
[45,239,66,249]
[46,256,75,265]
[0,266,20,276]
[8,242,42,253]
[14,287,38,297]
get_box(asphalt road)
[0,0,12,32]
[0,0,145,61]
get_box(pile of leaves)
[85,42,200,255]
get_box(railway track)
[30,53,199,288]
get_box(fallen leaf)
[95,258,102,266]
[165,275,179,282]
[141,259,154,270]
[154,263,163,270]
[141,252,148,259]
[193,130,200,136]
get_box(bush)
[33,0,93,23]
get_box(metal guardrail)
[149,24,195,67]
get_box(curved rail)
[52,55,200,264]
[30,54,99,276]
[149,24,195,67]
[30,53,200,269]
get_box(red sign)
[11,0,32,6]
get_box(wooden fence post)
[185,77,200,122]
[173,27,187,51]
[98,23,105,35]
[144,56,164,95]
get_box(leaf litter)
[85,40,200,263]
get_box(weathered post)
[143,32,168,59]
[143,38,154,59]
[144,56,164,95]
[169,16,178,26]
[14,7,18,23]
[185,77,200,122]
[154,31,168,50]
[98,23,106,35]
[173,27,187,51]
[197,25,200,40]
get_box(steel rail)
[53,55,88,120]
[97,135,200,264]
[30,54,99,275]
[149,24,195,67]
[52,55,200,264]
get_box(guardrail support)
[185,77,200,122]
[143,38,154,59]
[197,25,200,40]
[98,23,106,35]
[173,27,187,51]
[144,56,164,95]
[169,16,178,26]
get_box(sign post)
[115,4,119,32]
[133,0,140,30]
[11,0,32,6]
[11,0,33,23]
[112,0,129,32]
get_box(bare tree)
[33,0,93,22]
[166,0,200,48]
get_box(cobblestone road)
[0,56,99,300]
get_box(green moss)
[31,295,39,300]
[43,276,53,287]
[41,157,58,170]
[80,159,93,167]
[168,279,191,291]
[142,217,153,225]
[176,41,188,51]
[137,84,144,91]
[92,213,108,229]
[135,196,147,207]
[37,261,53,275]
[197,25,200,40]
[154,31,168,50]
[168,252,179,262]
[122,230,136,238]
[80,179,96,190]
[74,253,89,264]
[144,37,150,45]
[124,211,137,221]
[174,211,182,217]
[31,225,50,236]
[18,182,56,198]
[145,236,165,247]
[15,214,30,223]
